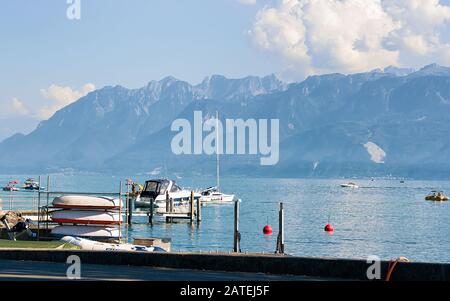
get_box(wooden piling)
[190,191,195,223]
[149,198,154,225]
[233,200,241,253]
[165,191,171,223]
[196,195,202,223]
[127,193,133,225]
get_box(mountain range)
[1,64,450,179]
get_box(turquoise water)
[1,174,449,263]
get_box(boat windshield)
[144,181,159,193]
[144,180,171,195]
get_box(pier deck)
[0,259,329,281]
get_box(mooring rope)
[385,256,410,281]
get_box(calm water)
[1,174,449,263]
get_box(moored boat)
[52,195,122,209]
[137,179,201,212]
[51,225,119,238]
[200,187,235,204]
[51,210,122,225]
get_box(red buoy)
[263,225,273,235]
[324,224,334,232]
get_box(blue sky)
[1,0,450,140]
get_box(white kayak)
[51,210,122,225]
[52,195,122,209]
[61,236,166,252]
[51,225,119,238]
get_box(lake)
[1,174,449,263]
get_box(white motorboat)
[136,179,201,213]
[61,236,166,252]
[51,225,119,238]
[340,182,359,188]
[23,178,41,190]
[51,210,122,225]
[52,195,122,209]
[200,186,235,204]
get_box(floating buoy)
[263,225,273,235]
[324,224,334,232]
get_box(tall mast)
[216,111,220,191]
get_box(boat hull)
[51,210,122,225]
[52,195,122,209]
[51,225,119,238]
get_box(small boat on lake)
[23,178,41,190]
[2,181,20,192]
[425,191,449,202]
[136,179,201,212]
[52,195,122,209]
[340,182,359,189]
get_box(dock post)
[127,194,133,225]
[149,198,154,225]
[233,199,241,253]
[196,195,201,223]
[276,202,285,254]
[190,191,195,223]
[165,191,171,223]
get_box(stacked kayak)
[51,195,122,239]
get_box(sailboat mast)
[216,111,220,191]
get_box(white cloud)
[0,97,30,118]
[238,0,257,5]
[38,83,95,119]
[249,0,450,78]
[364,142,386,164]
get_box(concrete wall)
[0,249,448,281]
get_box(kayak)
[51,225,120,238]
[51,210,122,225]
[52,195,122,209]
[61,236,166,252]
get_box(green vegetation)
[0,239,79,249]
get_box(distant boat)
[425,191,449,202]
[2,180,20,192]
[340,182,359,189]
[52,195,122,209]
[51,225,119,238]
[23,178,41,190]
[51,210,122,225]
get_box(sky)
[1,0,450,140]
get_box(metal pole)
[119,180,123,242]
[165,190,170,223]
[276,202,285,254]
[37,175,41,241]
[233,199,241,253]
[46,175,50,231]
